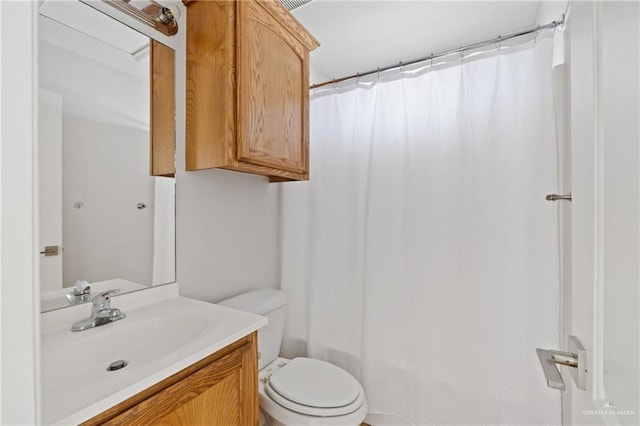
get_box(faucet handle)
[72,289,126,331]
[92,289,121,306]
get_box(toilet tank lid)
[217,288,286,315]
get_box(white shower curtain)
[280,36,560,425]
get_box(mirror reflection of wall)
[38,0,175,312]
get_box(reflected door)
[38,88,63,292]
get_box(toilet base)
[261,406,369,426]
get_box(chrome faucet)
[71,289,126,332]
[66,279,91,305]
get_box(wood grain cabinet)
[150,40,176,177]
[184,0,319,181]
[82,332,259,426]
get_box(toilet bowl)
[219,289,368,426]
[259,357,368,426]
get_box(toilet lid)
[265,380,365,417]
[268,358,361,409]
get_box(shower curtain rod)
[310,16,564,90]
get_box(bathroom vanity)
[40,285,267,425]
[83,332,258,425]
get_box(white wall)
[0,2,39,423]
[61,115,154,285]
[176,169,280,302]
[536,1,568,25]
[597,3,639,422]
[309,61,330,86]
[170,3,280,303]
[39,40,155,287]
[38,89,63,293]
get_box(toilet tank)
[218,289,286,370]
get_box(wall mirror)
[38,0,176,312]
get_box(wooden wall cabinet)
[184,0,319,181]
[150,40,176,177]
[82,333,258,426]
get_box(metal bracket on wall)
[546,193,572,201]
[536,335,588,391]
[40,245,60,256]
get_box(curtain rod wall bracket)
[546,193,572,202]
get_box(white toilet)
[219,289,368,426]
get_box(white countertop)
[41,285,267,425]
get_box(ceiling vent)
[280,0,313,11]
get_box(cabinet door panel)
[156,373,240,425]
[237,1,307,174]
[150,40,176,177]
[103,349,243,425]
[185,0,236,171]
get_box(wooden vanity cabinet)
[150,40,176,177]
[184,0,320,181]
[82,332,258,426]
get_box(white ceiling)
[291,1,542,85]
[40,0,148,54]
[39,0,149,80]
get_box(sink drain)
[107,360,128,372]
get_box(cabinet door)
[100,344,257,425]
[150,40,176,177]
[236,1,309,174]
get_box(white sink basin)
[43,314,208,391]
[41,295,267,425]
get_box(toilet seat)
[265,358,365,417]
